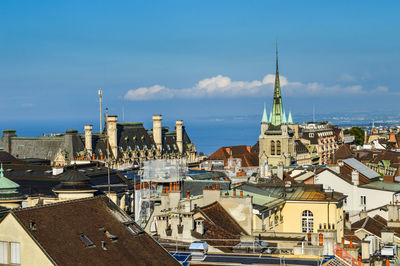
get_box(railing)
[334,244,363,266]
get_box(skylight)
[79,234,95,248]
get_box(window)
[276,141,281,155]
[271,141,275,155]
[361,196,366,206]
[302,210,314,233]
[79,234,95,248]
[309,133,314,138]
[0,242,7,264]
[10,242,20,264]
[0,241,20,265]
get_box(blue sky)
[0,0,399,132]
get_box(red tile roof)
[208,145,259,167]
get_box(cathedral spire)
[270,42,284,126]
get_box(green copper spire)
[282,110,287,124]
[288,111,293,124]
[269,109,272,123]
[270,42,284,126]
[261,103,268,123]
[0,164,20,194]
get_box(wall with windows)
[315,170,398,221]
[0,213,53,266]
[281,201,344,241]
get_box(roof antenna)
[313,105,315,122]
[98,89,103,134]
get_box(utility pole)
[98,89,103,133]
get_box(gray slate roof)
[342,158,380,179]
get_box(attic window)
[29,221,36,231]
[125,222,143,236]
[25,169,32,173]
[79,234,95,248]
[6,169,13,172]
[45,170,52,174]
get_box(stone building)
[299,122,339,165]
[259,45,296,168]
[0,115,198,167]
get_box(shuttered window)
[11,242,20,264]
[0,241,8,264]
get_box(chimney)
[233,189,236,196]
[152,115,163,152]
[352,170,359,186]
[246,146,251,153]
[84,125,93,156]
[1,129,16,153]
[277,163,284,180]
[176,120,183,154]
[106,116,118,159]
[186,190,190,199]
[359,209,368,220]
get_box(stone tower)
[259,44,295,167]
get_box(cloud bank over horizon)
[124,74,389,101]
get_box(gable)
[0,213,53,265]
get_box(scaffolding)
[135,159,188,226]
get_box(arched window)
[302,210,314,233]
[271,141,275,155]
[276,141,281,155]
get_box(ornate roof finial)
[0,163,4,178]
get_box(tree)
[344,127,364,146]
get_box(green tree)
[344,127,364,146]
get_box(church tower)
[259,44,296,169]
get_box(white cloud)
[340,73,356,82]
[124,74,388,101]
[124,85,173,101]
